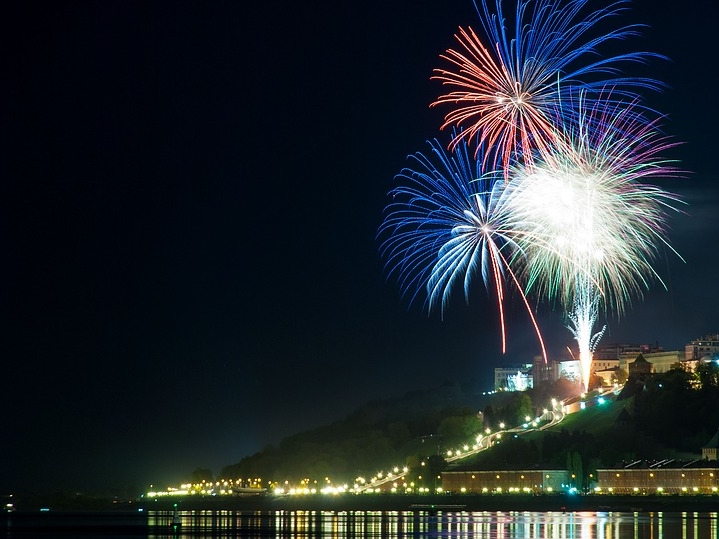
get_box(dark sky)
[2,0,717,494]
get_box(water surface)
[147,509,718,538]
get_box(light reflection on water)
[148,509,718,538]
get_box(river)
[5,508,716,538]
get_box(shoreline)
[9,492,717,513]
[147,493,719,513]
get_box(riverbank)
[7,492,718,514]
[137,492,719,513]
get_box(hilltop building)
[685,334,719,361]
[594,343,662,360]
[495,340,687,391]
[494,364,533,391]
[594,366,623,386]
[532,355,560,386]
[558,359,581,382]
[637,350,683,373]
[629,354,652,378]
[592,358,620,372]
[593,343,683,374]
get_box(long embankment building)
[442,429,719,495]
[596,462,719,495]
[441,470,569,494]
[597,429,719,495]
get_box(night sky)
[2,0,717,494]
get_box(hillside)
[218,381,489,484]
[212,365,718,490]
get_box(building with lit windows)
[616,351,685,376]
[532,355,560,386]
[595,343,663,360]
[591,359,620,372]
[494,364,533,391]
[594,343,636,360]
[685,334,719,361]
[591,343,683,374]
[441,470,569,494]
[596,460,719,495]
[594,367,622,386]
[638,351,683,373]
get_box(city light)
[144,379,719,502]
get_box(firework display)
[378,137,547,360]
[379,0,682,392]
[431,0,664,171]
[507,96,682,313]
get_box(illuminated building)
[685,334,719,361]
[594,343,647,360]
[636,351,683,373]
[594,367,621,386]
[494,364,533,391]
[441,470,569,494]
[596,460,719,495]
[532,355,560,385]
[593,343,683,374]
[592,359,619,372]
[558,359,581,382]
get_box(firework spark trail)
[504,95,683,389]
[431,0,665,171]
[378,138,547,360]
[507,96,683,316]
[567,277,607,391]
